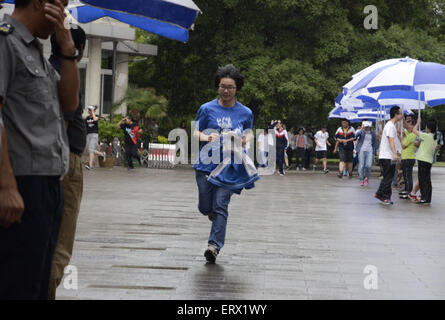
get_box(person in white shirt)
[313,125,331,173]
[375,106,404,205]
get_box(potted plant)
[98,116,125,167]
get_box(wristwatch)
[58,48,79,61]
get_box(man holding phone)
[0,0,79,299]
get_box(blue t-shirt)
[193,99,254,173]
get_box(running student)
[193,64,257,264]
[335,119,356,178]
[313,125,331,173]
[375,106,403,205]
[411,118,438,205]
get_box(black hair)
[14,0,32,8]
[215,64,244,91]
[51,26,86,55]
[321,124,327,129]
[390,106,401,119]
[426,120,438,140]
[341,118,350,124]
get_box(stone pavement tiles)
[56,167,445,300]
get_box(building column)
[113,53,129,115]
[85,38,102,113]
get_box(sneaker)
[297,167,301,171]
[302,168,307,171]
[102,152,106,161]
[374,193,393,205]
[207,212,214,222]
[337,173,343,179]
[324,169,329,174]
[85,164,91,170]
[348,173,353,179]
[360,180,364,187]
[364,178,369,186]
[399,194,409,200]
[313,166,317,172]
[399,190,408,195]
[408,193,420,202]
[204,244,219,264]
[416,200,431,205]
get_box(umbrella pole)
[110,40,118,123]
[418,90,421,123]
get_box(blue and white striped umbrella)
[3,0,201,42]
[353,89,428,110]
[344,57,445,95]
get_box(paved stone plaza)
[56,166,445,300]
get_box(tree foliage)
[129,0,445,131]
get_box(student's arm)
[333,141,339,153]
[412,117,422,137]
[92,113,98,121]
[116,118,125,129]
[388,137,398,161]
[0,105,25,229]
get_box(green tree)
[129,0,445,130]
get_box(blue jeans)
[358,151,373,181]
[195,170,234,251]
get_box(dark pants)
[418,160,433,203]
[296,147,305,169]
[402,159,415,193]
[0,176,63,300]
[195,170,234,250]
[376,159,396,200]
[286,148,295,167]
[276,146,286,173]
[125,143,140,169]
[304,147,313,169]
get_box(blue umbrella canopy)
[3,0,201,42]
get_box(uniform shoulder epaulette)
[0,22,14,35]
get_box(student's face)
[342,121,349,128]
[218,78,237,103]
[322,128,326,132]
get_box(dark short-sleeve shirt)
[49,54,87,155]
[0,15,69,176]
[121,122,140,146]
[85,116,99,134]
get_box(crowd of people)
[259,106,443,206]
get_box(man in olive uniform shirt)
[0,0,79,299]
